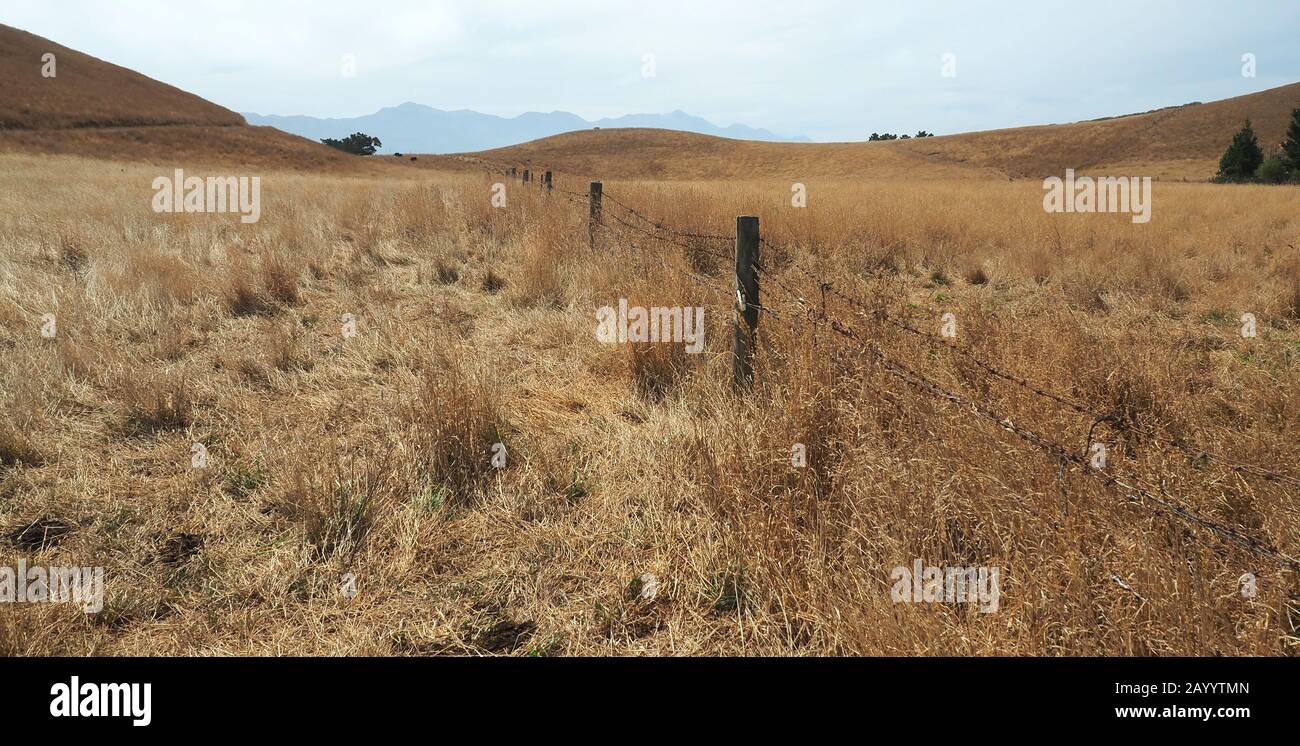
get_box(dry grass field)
[3,23,1299,657]
[2,147,1299,655]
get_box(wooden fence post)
[523,169,530,183]
[732,216,760,391]
[589,182,602,250]
[544,171,553,191]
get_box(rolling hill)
[900,82,1300,180]
[0,23,386,172]
[471,127,1003,181]
[474,82,1300,182]
[0,23,242,129]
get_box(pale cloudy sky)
[5,0,1298,141]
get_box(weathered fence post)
[544,171,553,191]
[589,181,602,250]
[732,216,760,391]
[523,169,530,183]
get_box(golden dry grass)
[0,124,406,174]
[2,150,1298,655]
[901,81,1300,180]
[477,128,1002,181]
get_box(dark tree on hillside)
[1216,119,1263,180]
[322,132,383,156]
[1282,107,1300,172]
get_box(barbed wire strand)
[754,234,1300,489]
[461,166,1300,527]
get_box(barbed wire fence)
[451,154,1300,574]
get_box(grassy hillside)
[0,24,390,172]
[0,124,409,174]
[477,83,1300,182]
[904,82,1300,180]
[0,23,244,129]
[475,128,1002,181]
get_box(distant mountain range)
[241,103,811,153]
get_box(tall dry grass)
[1,152,1297,655]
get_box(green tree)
[321,132,382,156]
[1281,107,1300,173]
[1256,153,1289,184]
[1216,119,1264,181]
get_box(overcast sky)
[6,0,1298,141]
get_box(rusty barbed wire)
[771,283,1300,571]
[754,234,1300,490]
[600,187,1300,493]
[456,166,1300,564]
[598,190,734,244]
